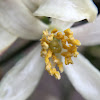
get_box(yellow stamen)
[48,33,54,41]
[40,28,81,80]
[51,28,58,33]
[41,42,49,49]
[41,49,47,57]
[64,28,73,37]
[43,29,48,36]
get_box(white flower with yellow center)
[41,28,81,79]
[0,0,100,100]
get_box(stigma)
[40,28,81,80]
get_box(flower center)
[49,39,61,53]
[40,28,81,80]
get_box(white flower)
[0,0,100,100]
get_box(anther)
[40,28,81,80]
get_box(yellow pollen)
[41,42,49,49]
[43,29,49,36]
[51,28,58,33]
[48,33,54,41]
[40,28,81,80]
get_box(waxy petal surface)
[0,27,17,54]
[0,44,45,100]
[0,0,48,40]
[63,54,100,100]
[72,15,100,46]
[34,0,98,22]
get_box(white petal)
[23,0,46,13]
[0,0,48,40]
[63,54,100,100]
[34,0,98,22]
[23,0,46,12]
[31,0,46,6]
[50,18,74,30]
[0,27,17,54]
[0,44,45,100]
[72,15,100,46]
[22,0,39,12]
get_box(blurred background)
[0,0,100,100]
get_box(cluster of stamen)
[40,28,81,80]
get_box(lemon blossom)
[0,0,100,100]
